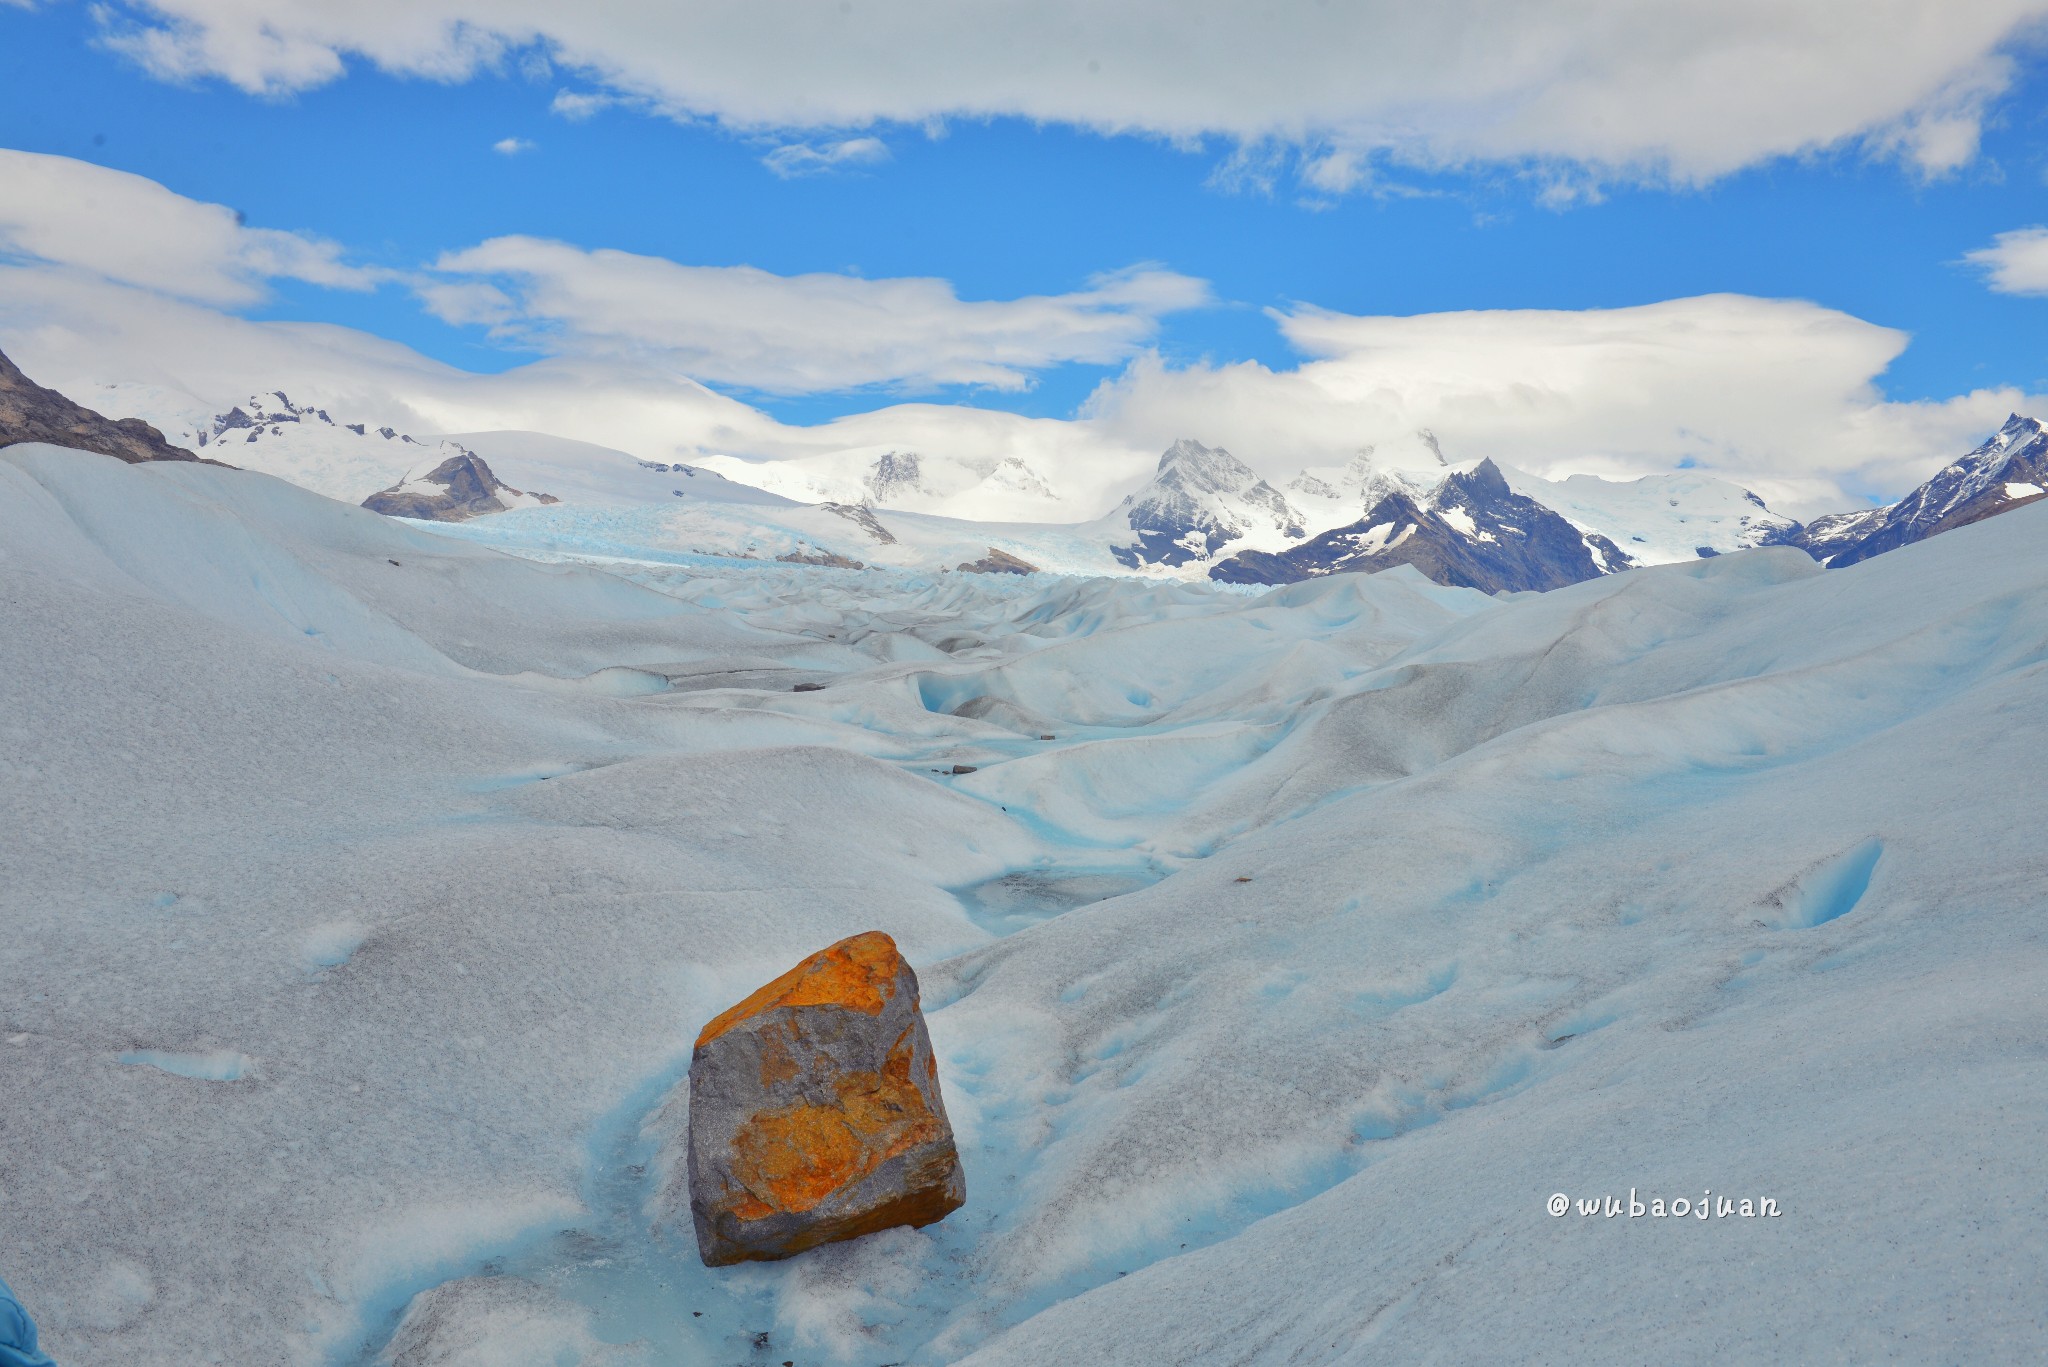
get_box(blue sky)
[2,0,2046,511]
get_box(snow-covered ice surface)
[427,496,1147,581]
[1497,464,1798,564]
[3,442,2046,1365]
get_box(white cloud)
[491,136,535,155]
[2,153,2039,522]
[0,149,377,305]
[761,136,889,179]
[0,262,1154,512]
[420,236,1210,393]
[9,249,2035,524]
[1078,295,2044,516]
[1965,226,2048,295]
[90,0,2048,188]
[549,89,618,121]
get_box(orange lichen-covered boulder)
[685,931,966,1266]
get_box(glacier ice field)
[1,443,2044,1364]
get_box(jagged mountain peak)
[1157,435,1222,467]
[1991,412,2045,446]
[1801,411,2047,569]
[1443,457,1512,500]
[1111,439,1306,569]
[1152,437,1262,489]
[1212,456,1631,592]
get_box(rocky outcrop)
[0,346,209,465]
[956,548,1038,575]
[777,548,867,569]
[822,501,899,545]
[685,931,964,1266]
[361,451,557,522]
[191,389,378,451]
[863,450,926,505]
[1212,459,1627,594]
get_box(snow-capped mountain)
[98,385,496,504]
[81,380,767,512]
[1786,413,2048,568]
[1284,450,1431,528]
[191,389,423,454]
[1103,438,1306,568]
[1212,458,1630,593]
[44,354,2043,598]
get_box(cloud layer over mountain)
[2,151,2041,520]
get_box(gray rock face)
[191,389,359,450]
[1211,459,1627,593]
[864,450,926,504]
[360,451,557,522]
[0,346,208,465]
[777,548,867,569]
[683,931,965,1267]
[822,501,899,544]
[956,548,1039,574]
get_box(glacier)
[1,443,2044,1364]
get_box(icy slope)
[931,529,2048,1364]
[3,443,2045,1365]
[436,430,799,511]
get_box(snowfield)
[2,444,2044,1365]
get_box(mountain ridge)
[0,346,213,467]
[1211,458,1629,592]
[22,352,2043,595]
[1788,414,2048,568]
